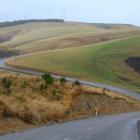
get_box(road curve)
[0,112,140,140]
[0,58,140,140]
[0,59,140,99]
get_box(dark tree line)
[0,19,64,28]
[0,48,20,58]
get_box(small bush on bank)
[39,83,48,91]
[1,78,12,94]
[73,79,81,86]
[59,77,67,85]
[2,108,14,118]
[20,114,34,124]
[21,80,29,89]
[41,73,54,85]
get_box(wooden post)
[95,109,98,116]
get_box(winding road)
[0,58,140,140]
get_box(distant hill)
[0,20,140,92]
[0,19,64,28]
[89,23,139,29]
[0,21,139,54]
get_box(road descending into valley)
[0,58,140,140]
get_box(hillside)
[0,20,139,92]
[0,21,139,54]
[0,19,64,28]
[0,70,139,134]
[8,36,140,92]
[0,21,140,134]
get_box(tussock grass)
[0,22,139,53]
[0,70,139,133]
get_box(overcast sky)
[0,0,140,26]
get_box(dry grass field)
[0,22,139,54]
[0,21,139,92]
[9,36,140,92]
[0,70,139,134]
[0,21,140,133]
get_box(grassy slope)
[0,22,102,46]
[0,22,139,53]
[1,21,140,91]
[0,70,139,134]
[11,36,140,92]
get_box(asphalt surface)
[0,58,140,140]
[0,59,140,100]
[0,112,140,140]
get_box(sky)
[0,0,140,26]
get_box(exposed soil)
[125,57,140,74]
[0,31,21,43]
[71,91,139,115]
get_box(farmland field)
[8,35,140,92]
[0,22,140,54]
[1,21,140,92]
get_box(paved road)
[0,59,140,99]
[0,112,140,140]
[0,59,140,140]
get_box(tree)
[72,79,81,95]
[59,77,67,85]
[2,78,12,93]
[73,79,81,86]
[21,80,28,88]
[41,73,54,85]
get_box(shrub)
[51,94,62,101]
[59,77,67,85]
[20,114,34,124]
[52,89,57,95]
[41,73,54,85]
[2,78,12,93]
[39,83,48,90]
[48,89,63,101]
[73,79,81,86]
[21,80,28,88]
[52,88,63,95]
[64,108,70,116]
[3,109,14,118]
[15,95,26,102]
